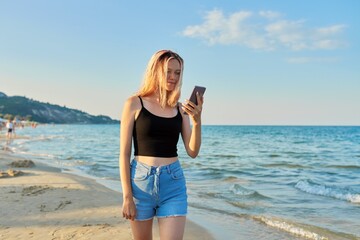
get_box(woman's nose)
[168,72,175,79]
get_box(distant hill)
[0,92,119,124]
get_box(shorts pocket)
[131,163,150,181]
[171,167,184,180]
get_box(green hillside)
[0,92,119,124]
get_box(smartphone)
[189,85,206,105]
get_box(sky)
[1,0,359,125]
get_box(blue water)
[2,125,360,239]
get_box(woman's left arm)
[181,93,204,158]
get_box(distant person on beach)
[6,119,13,138]
[120,50,204,240]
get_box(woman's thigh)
[158,216,186,240]
[130,219,154,240]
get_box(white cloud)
[312,39,344,50]
[265,20,308,50]
[182,9,347,51]
[316,24,347,35]
[259,10,281,20]
[183,9,256,46]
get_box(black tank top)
[133,97,182,158]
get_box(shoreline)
[0,150,214,240]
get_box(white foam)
[295,180,360,203]
[230,184,255,196]
[255,216,328,240]
[16,151,56,159]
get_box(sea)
[2,125,360,240]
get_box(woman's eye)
[167,70,181,76]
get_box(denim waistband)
[131,159,181,175]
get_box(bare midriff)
[135,156,178,167]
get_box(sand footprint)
[54,200,72,211]
[40,200,72,212]
[22,185,52,196]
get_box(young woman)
[119,50,204,240]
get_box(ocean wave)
[30,135,61,142]
[268,154,281,158]
[254,216,328,240]
[198,184,268,202]
[282,151,318,158]
[326,165,360,170]
[227,201,254,210]
[223,176,250,183]
[198,167,246,178]
[230,184,269,199]
[209,154,239,159]
[295,180,360,203]
[200,167,225,177]
[262,163,311,169]
[230,184,256,196]
[14,151,56,159]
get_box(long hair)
[137,50,184,108]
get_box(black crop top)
[133,97,182,157]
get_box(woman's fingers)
[122,203,136,220]
[182,101,198,116]
[181,101,193,114]
[182,100,202,119]
[196,92,204,106]
[123,212,135,220]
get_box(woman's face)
[165,58,181,91]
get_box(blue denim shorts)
[130,159,188,221]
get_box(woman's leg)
[130,219,154,240]
[158,216,186,240]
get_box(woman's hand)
[122,197,136,221]
[182,92,204,125]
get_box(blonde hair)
[137,50,184,108]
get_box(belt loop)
[167,165,171,174]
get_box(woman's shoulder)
[127,95,140,102]
[124,95,142,110]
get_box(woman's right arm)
[119,96,138,220]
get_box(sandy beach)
[0,149,214,240]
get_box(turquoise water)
[3,125,360,239]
